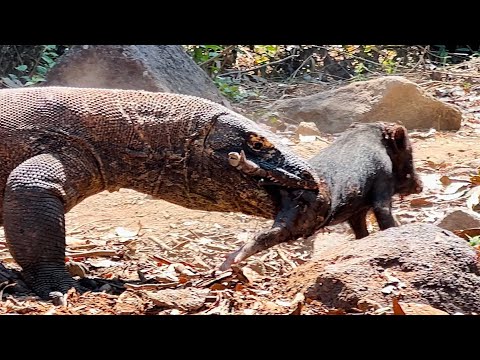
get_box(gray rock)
[436,208,480,231]
[45,45,229,107]
[280,224,480,314]
[272,76,462,133]
[295,121,322,137]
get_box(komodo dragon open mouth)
[228,150,319,190]
[219,150,330,270]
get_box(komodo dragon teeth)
[0,86,324,300]
[228,150,318,190]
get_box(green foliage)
[4,45,62,87]
[467,235,480,247]
[214,77,256,102]
[189,45,223,63]
[252,45,279,65]
[184,45,480,100]
[433,45,451,66]
[185,45,226,76]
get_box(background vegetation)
[0,45,478,100]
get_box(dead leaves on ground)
[395,156,480,229]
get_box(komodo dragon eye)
[247,133,274,152]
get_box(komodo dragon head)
[185,111,330,268]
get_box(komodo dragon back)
[0,86,322,300]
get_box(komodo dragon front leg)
[3,152,102,299]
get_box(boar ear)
[393,126,407,151]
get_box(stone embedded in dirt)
[436,208,480,231]
[271,76,462,133]
[45,45,229,107]
[142,288,209,312]
[278,224,480,314]
[295,122,322,137]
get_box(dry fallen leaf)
[466,186,480,212]
[453,228,480,239]
[410,197,433,207]
[439,175,452,186]
[443,182,470,195]
[210,283,227,291]
[392,297,406,315]
[437,189,470,201]
[398,302,448,315]
[241,266,261,283]
[426,160,449,170]
[470,175,480,186]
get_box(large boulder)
[278,224,480,314]
[44,45,229,107]
[272,76,462,133]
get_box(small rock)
[143,288,209,311]
[381,285,397,294]
[436,208,480,231]
[295,122,322,137]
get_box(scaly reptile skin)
[0,86,321,299]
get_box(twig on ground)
[124,283,178,290]
[66,250,119,258]
[145,236,172,251]
[187,229,202,241]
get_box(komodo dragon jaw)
[204,114,319,191]
[227,150,318,190]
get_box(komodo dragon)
[0,86,329,300]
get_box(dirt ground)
[1,80,480,315]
